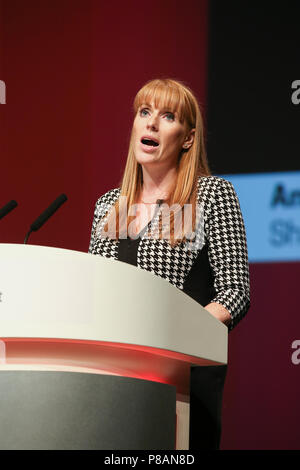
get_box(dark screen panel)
[207,1,300,175]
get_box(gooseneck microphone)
[0,200,18,220]
[24,194,68,244]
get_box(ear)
[182,128,195,150]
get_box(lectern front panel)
[0,371,176,450]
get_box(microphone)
[24,193,68,244]
[0,200,18,220]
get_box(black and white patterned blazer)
[89,176,250,330]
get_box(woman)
[89,78,250,449]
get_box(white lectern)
[0,244,227,450]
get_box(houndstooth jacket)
[89,176,250,330]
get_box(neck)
[140,164,177,202]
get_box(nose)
[147,112,159,131]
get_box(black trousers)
[189,365,227,450]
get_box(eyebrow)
[140,103,176,114]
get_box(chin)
[136,159,156,168]
[135,152,156,166]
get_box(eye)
[139,108,149,117]
[164,112,175,121]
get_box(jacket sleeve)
[88,198,102,254]
[206,178,250,330]
[88,188,121,255]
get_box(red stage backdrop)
[1,0,299,450]
[0,0,208,251]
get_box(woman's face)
[132,101,190,169]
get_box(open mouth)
[141,138,159,147]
